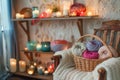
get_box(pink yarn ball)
[82,50,99,59]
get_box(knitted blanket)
[53,49,120,80]
[93,57,120,80]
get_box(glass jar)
[32,6,39,18]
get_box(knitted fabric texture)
[82,50,99,59]
[86,40,102,51]
[71,42,86,56]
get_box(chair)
[52,20,120,80]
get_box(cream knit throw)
[53,49,120,80]
[93,57,120,80]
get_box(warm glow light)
[24,48,28,51]
[19,60,26,72]
[44,44,47,47]
[27,68,34,75]
[45,9,52,14]
[10,58,17,72]
[44,70,49,75]
[36,44,42,48]
[87,11,93,16]
[56,11,62,17]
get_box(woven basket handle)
[78,34,113,57]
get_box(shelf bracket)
[18,21,31,41]
[77,19,83,36]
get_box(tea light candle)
[48,65,54,73]
[16,13,21,19]
[87,11,93,16]
[27,68,34,75]
[41,41,51,52]
[44,70,49,75]
[56,12,62,17]
[37,66,44,75]
[45,9,52,17]
[10,58,17,72]
[24,47,28,51]
[70,12,77,16]
[36,44,42,51]
[20,14,24,19]
[19,60,26,72]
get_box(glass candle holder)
[37,65,44,75]
[27,41,37,51]
[27,67,34,75]
[36,43,42,51]
[32,6,39,18]
[41,41,51,52]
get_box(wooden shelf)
[22,50,54,54]
[22,50,54,62]
[12,15,98,21]
[11,72,53,80]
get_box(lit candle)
[56,11,62,17]
[27,68,34,75]
[70,12,77,16]
[19,60,26,72]
[36,44,42,51]
[44,70,49,75]
[41,41,51,52]
[24,47,28,51]
[16,13,21,19]
[37,66,44,75]
[48,64,54,73]
[32,10,39,18]
[10,58,17,72]
[87,11,93,16]
[45,9,52,17]
[20,14,24,19]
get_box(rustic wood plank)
[115,31,120,50]
[102,30,107,42]
[109,30,115,46]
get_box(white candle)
[27,68,34,75]
[16,13,21,19]
[10,58,17,72]
[19,60,26,72]
[44,70,49,75]
[32,10,39,18]
[36,44,42,51]
[56,12,62,17]
[87,11,93,16]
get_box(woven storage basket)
[73,34,113,72]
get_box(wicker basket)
[73,34,113,72]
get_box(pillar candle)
[19,60,26,72]
[10,58,17,72]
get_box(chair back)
[93,20,120,56]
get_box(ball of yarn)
[82,50,99,59]
[72,42,86,56]
[98,46,118,59]
[86,40,103,51]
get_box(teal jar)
[32,6,39,18]
[27,41,37,51]
[41,41,51,52]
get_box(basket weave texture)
[73,34,113,72]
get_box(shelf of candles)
[12,15,98,21]
[10,72,53,80]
